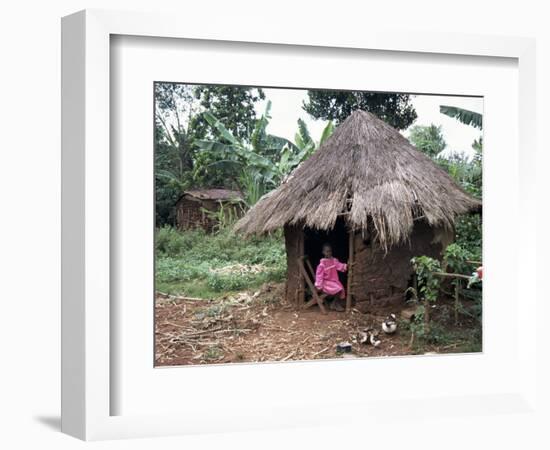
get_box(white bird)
[360,328,381,347]
[382,313,397,334]
[368,330,381,347]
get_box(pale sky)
[255,88,484,158]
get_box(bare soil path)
[155,282,472,366]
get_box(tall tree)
[155,83,199,176]
[303,90,417,130]
[154,83,200,226]
[408,124,447,158]
[191,85,265,141]
[437,106,483,257]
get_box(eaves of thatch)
[235,110,481,248]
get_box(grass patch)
[407,320,482,354]
[203,345,224,361]
[399,302,482,355]
[155,225,286,298]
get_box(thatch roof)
[235,110,481,248]
[178,189,244,203]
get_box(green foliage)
[272,120,335,187]
[443,243,473,274]
[459,289,482,324]
[155,226,286,297]
[295,118,313,149]
[155,83,200,226]
[238,171,266,208]
[206,270,285,293]
[443,243,481,326]
[156,226,198,256]
[408,119,482,259]
[155,83,199,175]
[155,85,197,226]
[303,90,417,130]
[440,105,483,129]
[203,345,224,360]
[191,85,265,141]
[406,256,441,341]
[454,200,482,260]
[193,106,283,199]
[201,201,244,233]
[206,273,247,292]
[408,304,427,340]
[422,321,455,346]
[294,118,334,154]
[436,150,482,198]
[404,302,481,352]
[411,256,441,303]
[319,120,335,145]
[408,124,446,158]
[195,107,335,207]
[443,242,482,326]
[437,107,483,258]
[406,109,484,350]
[155,170,183,226]
[154,83,266,225]
[190,105,277,190]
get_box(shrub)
[411,256,441,304]
[156,225,205,257]
[155,225,286,296]
[444,243,473,274]
[206,273,249,292]
[454,215,482,260]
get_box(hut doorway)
[303,218,350,295]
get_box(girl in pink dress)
[314,243,348,300]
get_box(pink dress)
[314,257,348,299]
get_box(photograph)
[153,83,483,366]
[1,0,542,445]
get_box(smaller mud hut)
[235,110,481,312]
[176,189,244,232]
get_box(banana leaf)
[440,106,482,129]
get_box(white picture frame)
[61,9,538,441]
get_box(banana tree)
[194,102,289,188]
[275,118,334,180]
[194,104,335,206]
[440,105,483,129]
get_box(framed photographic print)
[152,83,483,367]
[62,9,539,441]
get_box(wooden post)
[429,272,470,328]
[454,280,461,325]
[304,257,315,281]
[297,258,327,314]
[424,292,430,334]
[346,228,355,313]
[297,231,305,308]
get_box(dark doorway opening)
[303,218,349,300]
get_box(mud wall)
[351,221,447,308]
[284,225,304,305]
[176,198,242,232]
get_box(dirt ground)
[155,282,474,366]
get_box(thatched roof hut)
[176,188,244,232]
[235,110,481,312]
[235,110,480,247]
